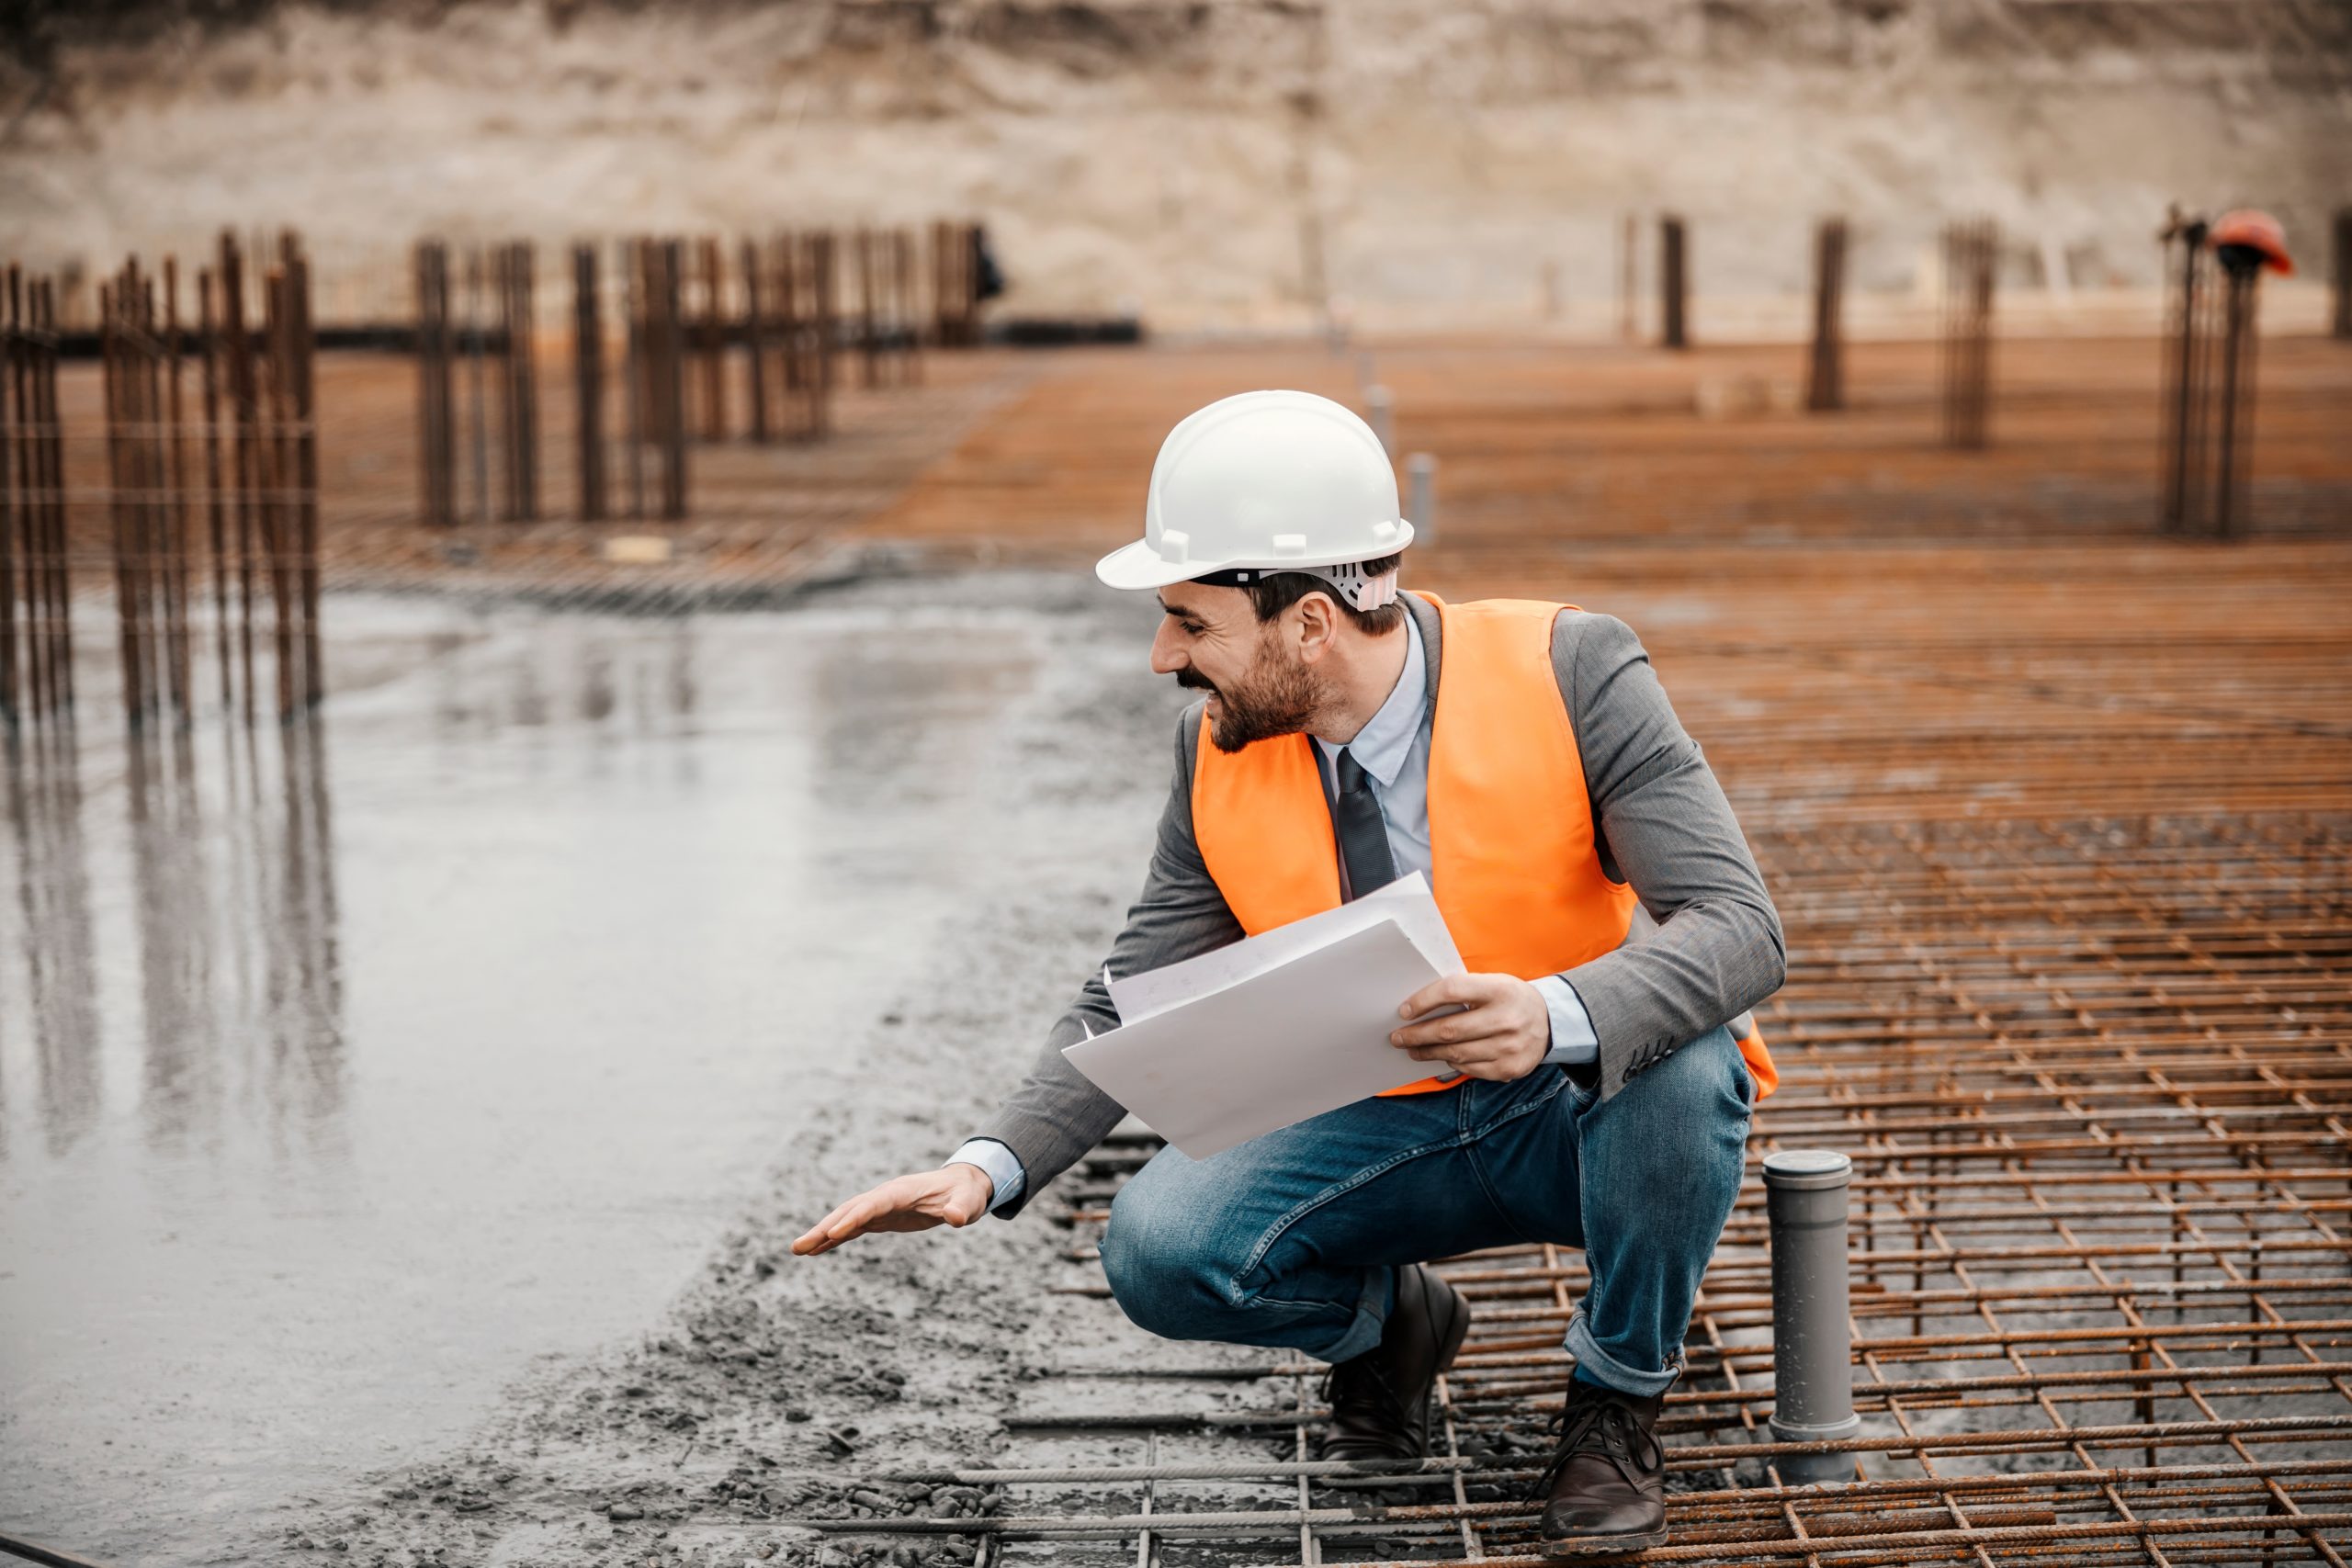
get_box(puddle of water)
[0,591,1042,1562]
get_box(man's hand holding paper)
[1063,873,1522,1158]
[1390,971,1555,1082]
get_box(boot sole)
[1538,1528,1670,1558]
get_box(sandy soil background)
[2,1,2347,330]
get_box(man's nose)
[1149,622,1187,675]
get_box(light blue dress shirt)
[947,611,1598,1210]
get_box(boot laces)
[1531,1384,1665,1500]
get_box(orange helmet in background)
[2209,209,2293,276]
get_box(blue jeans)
[1099,1024,1754,1396]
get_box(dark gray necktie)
[1333,749,1397,901]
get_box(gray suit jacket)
[976,593,1785,1217]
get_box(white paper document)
[1065,874,1467,1159]
[1103,872,1463,1025]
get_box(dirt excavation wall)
[2,0,2347,330]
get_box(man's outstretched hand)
[791,1165,995,1256]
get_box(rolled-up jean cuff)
[1563,1305,1683,1397]
[1311,1266,1396,1364]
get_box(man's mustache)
[1175,668,1217,695]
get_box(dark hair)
[1243,554,1406,636]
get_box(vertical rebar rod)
[658,239,688,521]
[34,279,67,716]
[101,278,143,725]
[505,240,539,523]
[1365,385,1394,458]
[743,237,770,445]
[573,243,605,522]
[1659,215,1688,351]
[1765,1149,1860,1485]
[465,247,491,530]
[286,236,322,711]
[2213,263,2260,543]
[623,240,645,521]
[775,234,800,402]
[811,231,837,438]
[857,228,881,390]
[1807,219,1847,413]
[1941,220,1996,451]
[895,227,922,387]
[198,269,231,711]
[221,231,258,720]
[164,257,193,723]
[138,268,166,727]
[263,264,299,722]
[414,240,454,527]
[699,235,726,442]
[2160,220,2204,533]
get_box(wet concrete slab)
[0,571,1171,1563]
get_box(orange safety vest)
[1189,592,1778,1100]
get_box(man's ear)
[1293,592,1340,664]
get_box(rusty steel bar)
[414,239,454,527]
[198,267,230,712]
[1807,217,1846,412]
[741,237,768,445]
[283,234,322,712]
[1660,214,1688,350]
[572,243,605,522]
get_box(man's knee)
[1100,1155,1245,1342]
[1598,1026,1751,1202]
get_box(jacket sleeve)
[972,699,1247,1217]
[1550,612,1786,1100]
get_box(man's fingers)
[1397,975,1484,1021]
[791,1187,900,1256]
[1392,1007,1510,1049]
[793,1171,988,1257]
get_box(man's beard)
[1179,647,1322,754]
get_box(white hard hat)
[1095,389,1415,602]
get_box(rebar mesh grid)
[786,806,2349,1566]
[780,696,2349,1563]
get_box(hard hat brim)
[1094,537,1207,592]
[1094,521,1417,593]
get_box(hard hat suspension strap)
[1190,559,1401,612]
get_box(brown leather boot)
[1535,1375,1669,1556]
[1315,1264,1471,1467]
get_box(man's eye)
[1182,623,1204,637]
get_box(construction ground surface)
[6,333,2352,1567]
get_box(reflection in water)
[3,713,346,1166]
[4,592,1065,1561]
[4,730,103,1162]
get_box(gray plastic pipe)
[1365,385,1395,457]
[1407,453,1437,546]
[1764,1148,1860,1483]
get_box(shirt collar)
[1312,610,1426,790]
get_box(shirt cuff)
[945,1137,1027,1213]
[1534,975,1599,1066]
